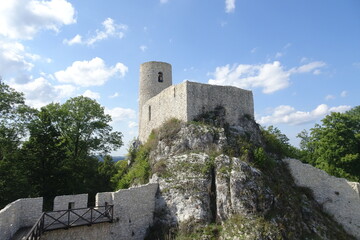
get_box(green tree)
[296,129,315,164]
[98,155,117,191]
[261,126,299,159]
[44,96,123,160]
[20,108,70,206]
[0,82,35,160]
[0,82,35,208]
[0,89,124,207]
[41,96,123,195]
[309,109,360,181]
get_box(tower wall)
[138,81,254,142]
[139,61,172,110]
[186,82,254,125]
[139,83,188,142]
[139,61,172,140]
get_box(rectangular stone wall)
[20,197,43,227]
[186,81,254,125]
[96,192,114,206]
[41,183,158,240]
[113,183,158,239]
[53,193,88,211]
[0,197,42,240]
[284,158,360,238]
[139,83,188,142]
[139,81,254,142]
[0,199,22,240]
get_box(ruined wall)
[139,82,188,142]
[139,61,172,143]
[186,81,254,125]
[139,61,172,110]
[284,158,360,238]
[41,183,158,240]
[53,193,88,210]
[0,197,43,240]
[139,81,254,142]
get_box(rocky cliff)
[126,110,355,240]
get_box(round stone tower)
[139,61,172,109]
[138,61,172,141]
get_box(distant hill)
[96,156,126,162]
[112,156,126,162]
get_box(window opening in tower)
[158,72,163,82]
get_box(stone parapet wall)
[0,197,43,240]
[96,191,114,206]
[139,82,188,142]
[53,193,88,210]
[41,183,158,240]
[139,80,254,142]
[284,158,360,238]
[186,81,254,125]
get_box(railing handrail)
[24,205,114,240]
[43,205,113,213]
[24,212,45,240]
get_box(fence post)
[90,207,93,223]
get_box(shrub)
[254,147,275,170]
[157,118,182,142]
[114,146,151,189]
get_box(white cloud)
[289,61,326,74]
[63,18,127,46]
[275,52,283,58]
[105,107,136,122]
[0,40,34,77]
[140,45,147,52]
[225,0,236,13]
[0,0,76,40]
[63,34,82,45]
[54,57,128,87]
[300,57,308,63]
[128,121,138,128]
[325,94,335,100]
[82,90,100,100]
[251,47,258,54]
[329,105,352,113]
[208,61,326,94]
[109,92,120,98]
[341,90,348,97]
[258,104,352,126]
[9,77,76,108]
[284,43,291,49]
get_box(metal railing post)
[24,204,114,239]
[68,209,70,228]
[90,207,93,224]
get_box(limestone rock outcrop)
[145,118,356,239]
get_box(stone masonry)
[0,197,43,240]
[284,158,360,238]
[138,61,254,142]
[0,184,158,240]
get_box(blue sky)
[1,0,359,155]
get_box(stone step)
[11,227,31,240]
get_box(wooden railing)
[25,205,113,240]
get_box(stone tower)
[139,61,172,108]
[139,61,172,138]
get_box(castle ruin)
[138,61,255,142]
[1,61,359,240]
